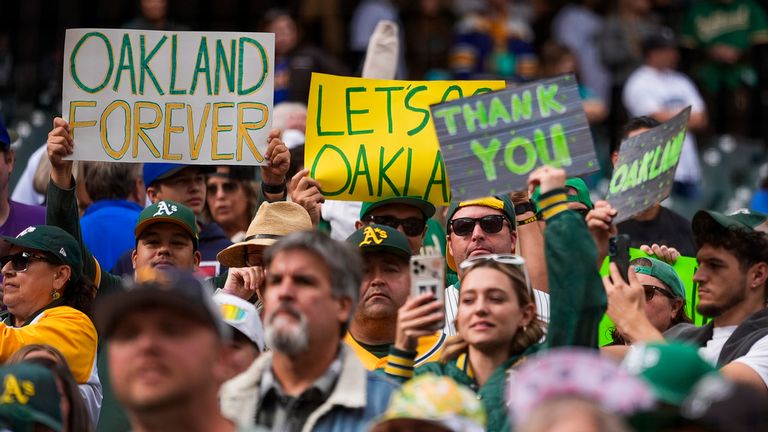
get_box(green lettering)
[349,144,373,195]
[113,34,137,94]
[374,86,404,134]
[660,141,673,172]
[462,101,488,133]
[316,85,343,136]
[310,144,351,196]
[470,138,501,181]
[638,149,655,183]
[488,96,510,127]
[345,87,373,135]
[511,90,533,121]
[190,37,212,95]
[70,31,113,93]
[403,148,413,196]
[535,124,571,167]
[423,151,449,204]
[237,37,268,95]
[536,84,566,117]
[378,146,404,196]
[440,85,463,103]
[649,146,663,179]
[405,85,429,136]
[169,35,186,95]
[609,164,628,194]
[622,160,639,192]
[472,87,494,96]
[139,35,166,95]
[215,39,236,94]
[504,136,537,175]
[432,106,461,136]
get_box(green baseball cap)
[346,224,411,261]
[693,209,768,236]
[1,225,83,283]
[622,342,717,406]
[531,178,594,211]
[135,200,199,249]
[360,197,436,220]
[0,363,63,431]
[445,195,516,271]
[633,257,686,300]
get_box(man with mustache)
[344,224,445,370]
[606,209,768,394]
[220,230,398,431]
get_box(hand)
[222,266,265,302]
[586,200,618,263]
[640,243,680,265]
[508,189,530,205]
[708,44,741,64]
[603,263,657,344]
[289,168,325,226]
[47,117,75,188]
[527,165,566,197]
[261,129,290,186]
[394,293,444,352]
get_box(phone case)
[410,254,445,331]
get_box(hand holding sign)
[606,107,690,223]
[431,74,598,202]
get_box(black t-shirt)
[617,206,698,257]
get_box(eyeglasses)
[0,251,51,272]
[458,254,533,297]
[364,215,426,237]
[207,182,240,195]
[643,284,675,302]
[449,215,507,237]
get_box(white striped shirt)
[443,283,551,336]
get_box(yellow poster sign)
[305,73,504,205]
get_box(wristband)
[514,201,537,215]
[517,215,538,226]
[261,181,286,195]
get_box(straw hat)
[216,201,313,267]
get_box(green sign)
[430,74,598,201]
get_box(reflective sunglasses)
[0,251,52,272]
[206,181,240,195]
[364,215,426,237]
[458,254,533,297]
[643,284,675,302]
[449,215,507,237]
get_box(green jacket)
[385,190,607,432]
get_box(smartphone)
[410,254,445,331]
[608,234,631,283]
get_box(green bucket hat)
[445,195,516,271]
[633,257,686,300]
[622,342,717,406]
[0,363,63,432]
[1,225,83,283]
[531,178,594,211]
[346,224,411,261]
[360,197,437,220]
[134,200,199,249]
[693,209,768,236]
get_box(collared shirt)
[254,353,343,432]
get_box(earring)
[51,291,61,300]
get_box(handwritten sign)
[305,73,504,205]
[62,29,274,164]
[431,74,598,201]
[606,107,690,223]
[598,249,707,346]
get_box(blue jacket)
[220,345,398,432]
[81,199,142,271]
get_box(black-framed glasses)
[207,181,240,195]
[449,215,507,237]
[0,251,51,273]
[643,284,675,302]
[458,254,533,297]
[364,215,426,237]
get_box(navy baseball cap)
[143,163,214,188]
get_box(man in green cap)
[605,208,768,394]
[344,224,445,371]
[356,197,439,255]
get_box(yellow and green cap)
[0,363,63,431]
[346,224,411,261]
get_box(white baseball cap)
[212,292,265,352]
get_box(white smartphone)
[410,254,445,331]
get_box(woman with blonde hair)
[386,167,607,432]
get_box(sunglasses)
[207,182,240,195]
[0,251,51,273]
[364,215,426,237]
[643,284,675,302]
[458,254,533,297]
[449,215,508,237]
